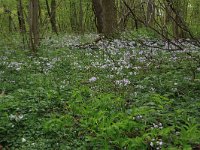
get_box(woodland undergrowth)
[0,33,200,149]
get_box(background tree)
[146,0,155,27]
[29,0,39,53]
[101,0,117,37]
[45,0,58,34]
[0,0,200,47]
[17,0,26,33]
[92,0,103,33]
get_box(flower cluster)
[133,115,143,120]
[150,138,163,150]
[89,77,97,82]
[9,114,24,122]
[8,62,22,71]
[115,79,130,86]
[151,122,163,129]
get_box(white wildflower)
[123,79,130,86]
[159,141,163,146]
[153,123,158,128]
[17,114,24,121]
[9,114,15,120]
[150,142,154,147]
[115,79,130,86]
[89,77,97,82]
[22,138,26,143]
[9,114,24,122]
[16,67,21,71]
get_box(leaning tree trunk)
[29,0,39,53]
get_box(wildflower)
[16,67,21,71]
[134,115,143,120]
[115,79,130,86]
[139,50,144,55]
[158,122,162,127]
[9,114,15,120]
[172,88,177,92]
[9,114,24,122]
[153,123,158,128]
[89,77,97,82]
[16,114,24,121]
[159,141,163,146]
[150,142,154,147]
[22,138,26,143]
[123,79,131,85]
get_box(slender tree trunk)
[79,0,84,33]
[45,0,58,34]
[146,0,155,26]
[8,14,12,32]
[17,0,26,33]
[50,0,58,34]
[70,1,78,32]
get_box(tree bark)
[146,0,155,26]
[29,0,39,53]
[79,0,84,33]
[101,0,117,37]
[45,0,58,34]
[17,0,26,33]
[69,1,78,32]
[92,0,103,33]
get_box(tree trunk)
[92,0,103,33]
[70,1,78,32]
[17,0,26,33]
[29,0,39,53]
[146,0,155,26]
[50,0,58,34]
[101,0,117,37]
[79,0,84,33]
[45,0,58,34]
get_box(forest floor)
[0,33,200,149]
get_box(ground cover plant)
[0,33,200,150]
